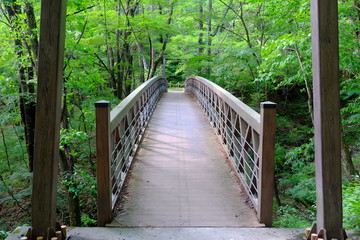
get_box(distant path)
[110,90,261,227]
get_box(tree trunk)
[198,1,204,56]
[294,46,314,124]
[341,132,358,180]
[161,57,166,77]
[273,177,282,207]
[124,42,132,96]
[1,129,11,171]
[353,0,360,44]
[139,53,145,82]
[24,2,39,70]
[115,1,123,98]
[206,0,212,75]
[60,80,82,226]
[148,5,174,79]
[60,147,82,226]
[4,1,37,172]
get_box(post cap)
[260,101,277,109]
[95,100,111,108]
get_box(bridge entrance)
[110,90,261,227]
[95,76,276,227]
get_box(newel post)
[95,101,112,227]
[258,101,277,226]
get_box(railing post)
[258,101,277,226]
[95,100,112,227]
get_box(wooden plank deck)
[110,90,261,227]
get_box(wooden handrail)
[186,76,260,132]
[185,76,276,226]
[95,76,167,226]
[110,76,167,132]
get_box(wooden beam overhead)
[31,0,67,238]
[310,0,344,239]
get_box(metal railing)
[167,82,184,88]
[185,76,276,226]
[95,76,167,226]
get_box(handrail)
[185,76,276,226]
[95,76,167,226]
[167,82,184,88]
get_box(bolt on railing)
[185,76,276,226]
[95,76,167,226]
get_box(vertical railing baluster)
[95,101,112,227]
[258,101,277,226]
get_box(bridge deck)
[110,90,261,227]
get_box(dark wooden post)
[95,101,112,227]
[311,0,344,239]
[258,101,276,226]
[31,0,67,238]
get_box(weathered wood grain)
[311,0,344,239]
[31,0,67,238]
[95,101,112,227]
[258,102,276,226]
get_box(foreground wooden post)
[31,0,67,238]
[310,0,344,239]
[95,101,112,226]
[258,101,276,226]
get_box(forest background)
[0,0,359,238]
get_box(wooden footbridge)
[27,0,346,239]
[95,76,276,228]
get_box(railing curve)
[95,76,167,226]
[185,76,276,226]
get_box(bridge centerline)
[110,91,261,228]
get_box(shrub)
[343,178,360,231]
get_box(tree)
[1,0,38,172]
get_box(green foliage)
[273,205,314,228]
[343,178,360,231]
[280,163,316,206]
[0,0,359,232]
[274,138,316,227]
[61,168,97,198]
[0,230,10,240]
[341,78,360,148]
[285,138,314,168]
[81,214,97,226]
[280,139,316,204]
[60,129,88,153]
